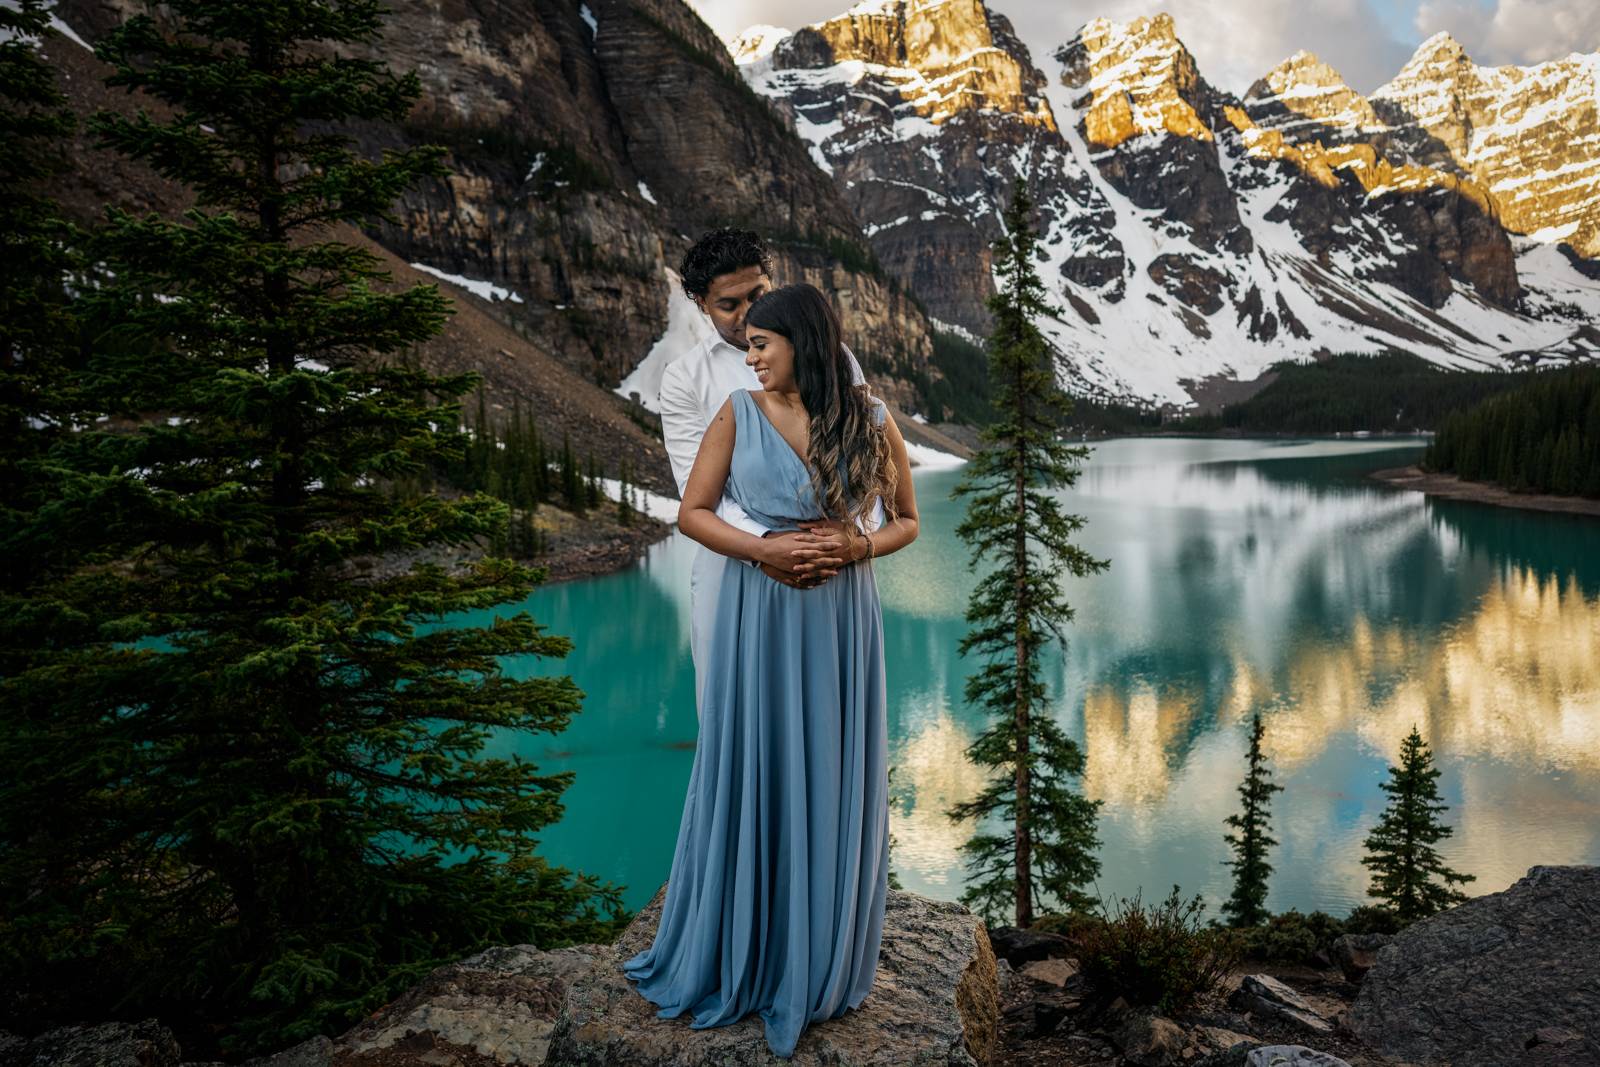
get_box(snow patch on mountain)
[410,262,524,304]
[728,23,790,67]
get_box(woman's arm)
[678,397,830,571]
[678,397,767,563]
[794,407,919,569]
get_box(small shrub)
[1342,903,1404,937]
[1233,908,1344,964]
[1077,885,1243,1015]
[1030,909,1103,942]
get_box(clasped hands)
[755,519,866,590]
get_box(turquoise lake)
[456,436,1600,920]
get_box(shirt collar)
[705,332,747,362]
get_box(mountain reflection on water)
[486,437,1598,915]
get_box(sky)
[688,0,1600,94]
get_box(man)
[659,228,878,713]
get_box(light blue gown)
[622,388,891,1059]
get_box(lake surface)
[457,436,1600,920]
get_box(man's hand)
[760,561,818,589]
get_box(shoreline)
[1368,465,1600,518]
[1074,428,1435,441]
[537,519,675,584]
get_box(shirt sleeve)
[659,365,768,560]
[717,496,770,542]
[657,362,703,500]
[842,340,866,386]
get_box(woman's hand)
[797,518,869,565]
[788,522,852,576]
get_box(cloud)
[1027,0,1416,95]
[688,0,846,43]
[689,0,1421,95]
[1414,0,1600,65]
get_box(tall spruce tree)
[1361,726,1475,922]
[947,180,1109,927]
[0,0,81,598]
[0,0,623,1054]
[1220,712,1283,927]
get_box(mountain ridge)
[732,4,1600,407]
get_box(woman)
[621,283,920,1058]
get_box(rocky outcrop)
[1347,864,1600,1067]
[552,883,999,1065]
[87,886,995,1067]
[0,1019,182,1067]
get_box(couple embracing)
[620,228,921,1058]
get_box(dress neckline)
[742,389,810,471]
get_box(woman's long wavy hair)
[745,283,897,533]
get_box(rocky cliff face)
[53,0,938,416]
[737,4,1600,406]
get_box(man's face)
[695,264,772,351]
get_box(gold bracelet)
[864,532,875,560]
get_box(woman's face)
[744,326,797,393]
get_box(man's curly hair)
[680,228,773,300]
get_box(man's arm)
[658,364,768,556]
[658,363,706,500]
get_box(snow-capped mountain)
[1371,33,1600,257]
[733,3,1600,407]
[737,0,1070,331]
[1247,33,1600,257]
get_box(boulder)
[1245,1047,1352,1067]
[1111,1011,1187,1065]
[242,944,607,1067]
[548,884,1000,1065]
[1017,957,1079,987]
[1348,865,1600,1067]
[1227,976,1333,1034]
[1328,933,1391,983]
[0,1020,181,1067]
[993,957,1017,998]
[983,926,1074,967]
[1519,1026,1600,1066]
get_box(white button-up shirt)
[658,332,883,539]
